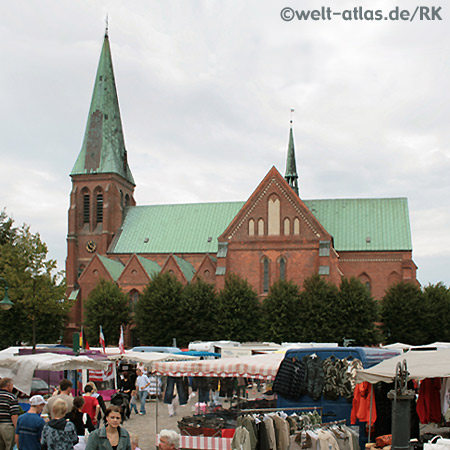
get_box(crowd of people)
[0,375,180,450]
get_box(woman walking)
[65,396,95,450]
[85,405,131,450]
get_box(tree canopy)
[135,272,184,346]
[261,280,301,343]
[216,273,261,342]
[0,210,69,349]
[380,281,426,345]
[83,278,130,346]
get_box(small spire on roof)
[105,14,109,37]
[285,108,299,196]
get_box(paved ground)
[117,386,262,450]
[119,394,209,450]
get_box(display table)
[157,434,233,450]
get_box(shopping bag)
[424,436,450,450]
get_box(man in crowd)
[0,377,20,450]
[158,429,180,450]
[15,395,46,450]
[42,379,73,419]
[135,368,151,415]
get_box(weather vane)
[290,108,295,124]
[105,14,109,37]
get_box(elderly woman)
[85,405,131,450]
[158,430,181,450]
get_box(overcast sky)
[1,0,449,288]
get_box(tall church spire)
[71,33,135,185]
[285,115,299,196]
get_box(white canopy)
[0,353,110,395]
[108,351,198,365]
[356,348,450,384]
[152,352,285,379]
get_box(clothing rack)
[239,406,323,420]
[239,406,323,414]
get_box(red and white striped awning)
[152,352,284,379]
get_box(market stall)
[152,352,284,379]
[0,352,110,395]
[356,348,450,383]
[152,352,285,450]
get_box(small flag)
[119,325,125,354]
[79,328,83,349]
[99,326,106,354]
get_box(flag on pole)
[118,325,125,354]
[99,326,106,354]
[79,327,83,349]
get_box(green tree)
[298,275,340,342]
[179,278,218,346]
[380,282,426,345]
[261,280,301,343]
[335,277,380,346]
[216,273,261,342]
[0,210,69,349]
[422,282,450,343]
[83,278,130,346]
[135,272,184,346]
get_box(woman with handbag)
[86,405,131,450]
[66,396,95,450]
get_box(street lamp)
[0,277,14,310]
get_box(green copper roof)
[98,255,124,281]
[304,198,412,251]
[71,35,135,185]
[285,127,299,195]
[109,202,244,254]
[137,255,161,278]
[109,198,412,254]
[173,255,195,282]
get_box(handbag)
[424,436,450,450]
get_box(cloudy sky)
[1,0,448,287]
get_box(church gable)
[193,254,217,284]
[117,254,153,286]
[78,254,116,284]
[160,255,194,285]
[219,166,331,243]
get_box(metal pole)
[368,384,373,443]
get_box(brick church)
[66,32,418,344]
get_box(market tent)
[0,352,110,395]
[152,352,284,379]
[356,348,450,384]
[108,351,198,365]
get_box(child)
[129,390,139,414]
[130,434,141,450]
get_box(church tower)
[66,31,135,332]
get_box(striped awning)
[152,352,284,379]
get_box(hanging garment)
[306,430,320,450]
[236,416,258,450]
[273,357,306,399]
[331,426,351,450]
[342,426,359,450]
[232,426,252,450]
[263,415,276,450]
[303,356,325,401]
[416,378,442,424]
[163,376,188,405]
[271,414,290,450]
[351,382,377,425]
[256,420,271,450]
[317,429,340,450]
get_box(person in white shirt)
[135,369,151,415]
